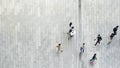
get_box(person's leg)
[95,41,98,46]
[98,41,100,44]
[114,31,116,35]
[58,48,60,53]
[83,49,84,53]
[110,37,112,40]
[90,58,93,61]
[115,31,117,35]
[81,48,83,53]
[57,49,59,53]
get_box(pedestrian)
[95,34,102,46]
[68,27,75,40]
[79,43,85,59]
[90,53,97,61]
[56,43,63,53]
[80,43,85,53]
[113,25,119,35]
[107,33,116,45]
[90,53,97,65]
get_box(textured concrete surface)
[82,0,120,68]
[0,0,120,68]
[0,0,80,68]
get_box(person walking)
[56,43,63,53]
[95,34,102,46]
[80,43,85,53]
[90,53,97,65]
[110,33,116,40]
[90,53,97,61]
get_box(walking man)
[95,34,102,46]
[80,43,85,53]
[90,53,97,65]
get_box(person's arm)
[101,37,102,40]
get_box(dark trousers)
[113,31,117,35]
[95,40,100,46]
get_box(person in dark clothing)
[69,22,72,27]
[95,34,102,46]
[113,26,119,35]
[90,53,97,61]
[89,53,97,65]
[69,29,72,34]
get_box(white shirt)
[70,30,76,36]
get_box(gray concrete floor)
[0,0,80,68]
[0,0,120,68]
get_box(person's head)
[98,34,100,36]
[72,27,74,29]
[83,43,85,45]
[58,43,61,46]
[116,25,119,28]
